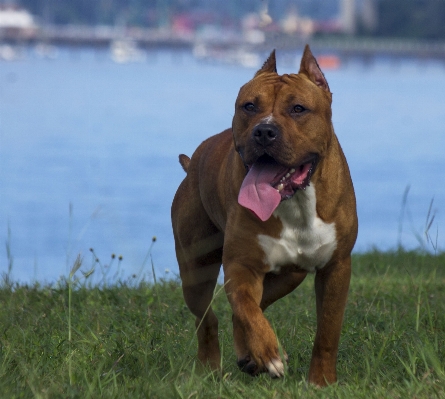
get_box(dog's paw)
[265,357,285,378]
[237,356,260,375]
[237,355,285,378]
[237,356,266,376]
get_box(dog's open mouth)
[238,154,318,222]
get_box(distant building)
[340,0,356,35]
[361,0,378,33]
[280,8,314,38]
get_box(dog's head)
[233,45,334,221]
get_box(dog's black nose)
[252,124,279,147]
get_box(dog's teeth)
[285,173,290,178]
[277,184,284,192]
[290,168,295,174]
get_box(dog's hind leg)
[172,184,224,371]
[180,247,222,372]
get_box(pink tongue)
[238,160,285,221]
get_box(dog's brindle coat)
[171,45,358,386]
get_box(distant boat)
[316,55,341,70]
[193,44,261,69]
[110,40,145,64]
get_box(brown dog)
[171,45,358,386]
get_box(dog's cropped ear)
[299,45,330,92]
[254,50,277,77]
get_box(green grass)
[0,251,444,398]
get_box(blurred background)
[0,0,444,284]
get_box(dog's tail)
[178,154,190,173]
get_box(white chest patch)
[257,185,337,273]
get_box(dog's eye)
[292,105,306,114]
[243,102,256,112]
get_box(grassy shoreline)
[0,250,444,398]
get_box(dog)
[171,45,358,386]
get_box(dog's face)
[233,47,334,209]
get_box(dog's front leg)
[224,265,285,378]
[309,256,352,386]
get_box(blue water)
[0,48,444,284]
